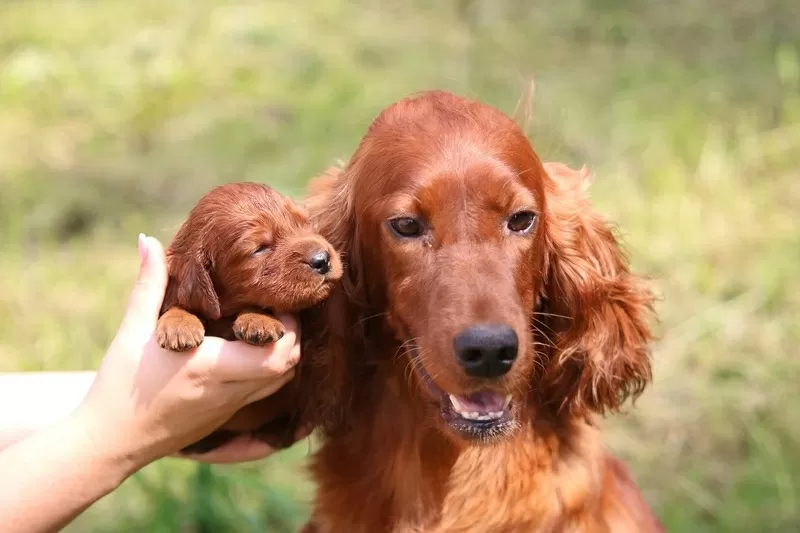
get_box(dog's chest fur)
[309,387,612,533]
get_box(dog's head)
[308,91,655,445]
[163,182,343,319]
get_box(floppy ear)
[538,162,656,417]
[161,249,221,321]
[301,163,367,430]
[305,163,365,305]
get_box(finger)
[177,435,278,464]
[274,312,299,339]
[243,368,296,404]
[274,312,302,363]
[119,234,169,339]
[191,333,301,382]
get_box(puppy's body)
[156,182,342,453]
[300,91,664,532]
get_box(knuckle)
[184,365,208,384]
[286,348,301,369]
[264,352,296,377]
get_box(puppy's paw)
[157,308,205,352]
[233,312,285,345]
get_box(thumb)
[118,233,169,339]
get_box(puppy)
[155,182,343,454]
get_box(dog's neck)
[308,322,622,533]
[310,336,608,533]
[310,350,460,531]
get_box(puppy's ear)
[538,162,656,416]
[161,250,221,321]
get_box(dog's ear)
[302,163,367,430]
[161,249,221,321]
[306,163,365,306]
[537,162,656,417]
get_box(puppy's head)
[164,182,343,319]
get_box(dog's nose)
[453,324,518,378]
[306,250,331,275]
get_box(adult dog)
[300,90,664,533]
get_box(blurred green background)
[1,0,798,531]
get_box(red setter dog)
[300,90,665,532]
[155,182,343,453]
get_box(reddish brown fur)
[300,91,664,532]
[156,182,343,454]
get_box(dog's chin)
[411,357,518,445]
[265,277,339,311]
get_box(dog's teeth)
[449,394,464,412]
[449,394,508,422]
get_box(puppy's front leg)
[232,309,285,345]
[156,307,206,352]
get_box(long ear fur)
[301,163,367,432]
[305,162,365,304]
[539,162,656,417]
[161,249,221,321]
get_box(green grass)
[1,0,798,531]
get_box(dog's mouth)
[410,344,516,443]
[440,389,515,442]
[444,391,512,423]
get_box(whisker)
[532,316,558,336]
[532,310,573,321]
[530,323,557,349]
[354,311,388,329]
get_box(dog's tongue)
[451,391,506,413]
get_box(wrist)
[64,407,144,488]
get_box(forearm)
[0,371,288,466]
[0,410,136,533]
[0,372,96,452]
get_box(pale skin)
[0,234,306,533]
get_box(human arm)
[0,372,95,454]
[0,371,303,463]
[0,234,303,533]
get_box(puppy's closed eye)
[253,243,271,256]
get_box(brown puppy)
[299,91,664,532]
[156,181,343,454]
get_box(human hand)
[71,234,303,474]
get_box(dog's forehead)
[381,157,538,217]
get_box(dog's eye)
[253,244,271,255]
[389,217,424,238]
[507,211,536,233]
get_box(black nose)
[306,250,331,275]
[453,324,518,378]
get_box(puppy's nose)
[306,250,331,275]
[453,324,518,378]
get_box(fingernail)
[138,233,148,264]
